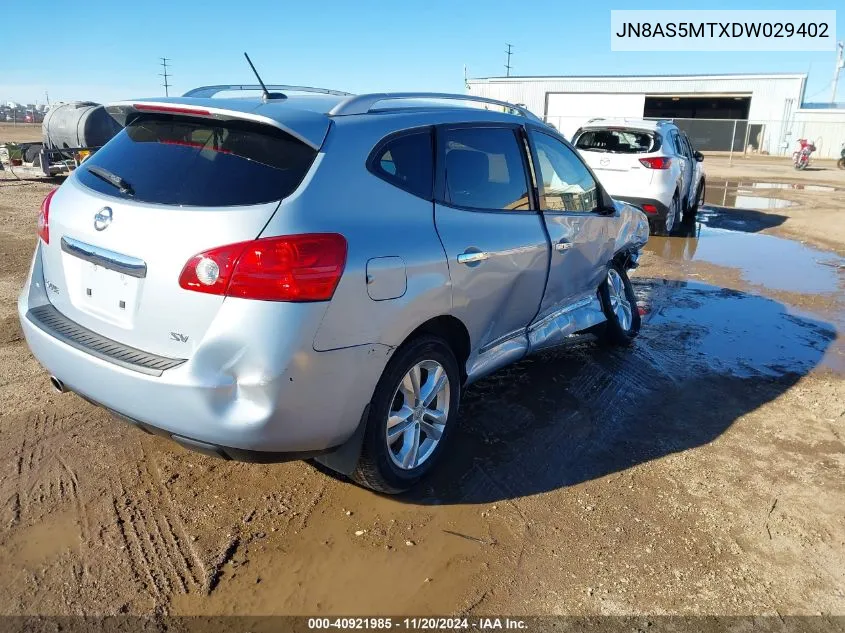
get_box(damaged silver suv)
[19,85,649,493]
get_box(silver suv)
[18,85,649,493]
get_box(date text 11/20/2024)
[307,618,528,630]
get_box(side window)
[370,129,433,199]
[441,127,531,211]
[530,131,600,213]
[681,134,694,158]
[668,131,680,155]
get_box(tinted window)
[370,130,433,199]
[442,127,531,211]
[574,128,656,154]
[681,134,694,158]
[531,132,600,213]
[77,115,317,206]
[669,131,684,156]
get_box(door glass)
[531,131,600,213]
[681,135,694,159]
[669,131,683,156]
[442,127,531,211]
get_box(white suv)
[572,119,705,234]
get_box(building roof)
[468,72,808,82]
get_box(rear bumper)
[18,244,392,458]
[612,196,669,220]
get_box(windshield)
[76,115,317,206]
[574,128,658,154]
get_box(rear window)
[369,129,434,199]
[77,115,317,206]
[573,128,658,154]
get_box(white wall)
[791,109,845,158]
[545,93,645,139]
[467,74,806,121]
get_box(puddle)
[705,182,796,209]
[705,180,845,209]
[644,281,839,377]
[413,275,839,504]
[747,182,841,193]
[646,224,844,294]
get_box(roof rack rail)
[586,117,675,125]
[328,92,542,121]
[182,84,354,98]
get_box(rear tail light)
[37,189,57,244]
[639,157,671,169]
[178,233,348,302]
[641,204,658,214]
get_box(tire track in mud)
[106,446,205,606]
[1,409,88,528]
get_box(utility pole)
[160,57,172,97]
[832,42,844,103]
[44,90,50,105]
[504,44,513,77]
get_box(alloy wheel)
[666,196,679,233]
[386,360,451,470]
[607,269,633,331]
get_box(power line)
[832,41,844,103]
[504,44,513,77]
[159,57,172,97]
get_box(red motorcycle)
[792,139,816,170]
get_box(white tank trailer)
[41,102,122,150]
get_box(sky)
[2,0,843,107]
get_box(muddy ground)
[0,156,843,618]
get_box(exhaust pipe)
[49,376,66,394]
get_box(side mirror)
[694,151,704,162]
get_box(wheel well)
[404,316,471,384]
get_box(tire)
[598,265,641,347]
[687,179,705,216]
[838,158,845,170]
[352,335,460,494]
[650,191,680,236]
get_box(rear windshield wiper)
[86,165,135,196]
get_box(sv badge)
[170,332,189,343]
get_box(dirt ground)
[0,155,843,619]
[0,123,41,144]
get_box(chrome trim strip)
[478,327,524,355]
[528,295,594,333]
[60,237,147,279]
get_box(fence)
[543,116,845,160]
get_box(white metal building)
[466,73,845,158]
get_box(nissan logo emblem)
[94,207,113,231]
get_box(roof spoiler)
[104,98,331,149]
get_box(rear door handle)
[457,251,489,264]
[555,241,573,252]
